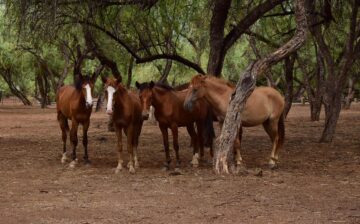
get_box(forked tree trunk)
[126,57,134,88]
[0,68,32,106]
[214,0,308,174]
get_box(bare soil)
[0,103,359,224]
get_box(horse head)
[184,74,207,111]
[101,76,122,115]
[135,81,155,120]
[75,74,96,109]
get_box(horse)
[56,74,96,168]
[102,77,143,174]
[184,74,285,169]
[135,81,214,170]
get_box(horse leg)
[82,120,90,164]
[69,120,79,168]
[159,124,171,170]
[115,127,124,173]
[196,121,205,160]
[170,124,181,169]
[263,119,280,169]
[234,127,244,166]
[187,124,199,167]
[126,126,136,174]
[57,113,68,163]
[133,122,142,169]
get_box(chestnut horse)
[102,77,143,174]
[135,81,214,170]
[56,74,95,168]
[184,74,285,169]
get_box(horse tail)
[277,112,285,148]
[203,107,215,148]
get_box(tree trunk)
[0,69,32,106]
[215,0,308,174]
[126,57,134,88]
[320,89,342,142]
[158,59,172,84]
[207,0,231,76]
[343,77,355,109]
[284,55,295,117]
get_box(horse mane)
[137,82,174,91]
[206,76,235,88]
[155,82,174,91]
[174,82,189,91]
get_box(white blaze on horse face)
[106,86,116,114]
[84,84,93,106]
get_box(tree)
[307,0,360,142]
[214,0,308,174]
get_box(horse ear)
[101,76,107,84]
[149,81,155,88]
[135,81,140,89]
[116,78,121,86]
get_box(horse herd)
[56,73,285,173]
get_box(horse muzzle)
[86,102,93,109]
[106,109,113,115]
[142,111,149,120]
[184,99,193,112]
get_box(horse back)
[242,87,284,126]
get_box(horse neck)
[114,89,130,111]
[75,90,87,109]
[151,87,171,109]
[204,79,234,116]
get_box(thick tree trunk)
[207,0,231,76]
[284,55,295,117]
[215,0,308,174]
[320,89,342,142]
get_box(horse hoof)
[174,167,182,173]
[129,166,136,174]
[269,163,278,170]
[161,166,170,171]
[84,160,91,165]
[234,165,248,175]
[69,160,77,168]
[61,153,67,164]
[115,167,122,174]
[134,162,140,169]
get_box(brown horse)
[135,81,214,170]
[56,74,96,168]
[184,74,285,169]
[102,77,143,174]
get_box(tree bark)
[214,0,308,174]
[343,77,356,109]
[207,0,231,76]
[284,55,296,117]
[126,57,134,88]
[0,68,32,106]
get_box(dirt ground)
[0,103,359,224]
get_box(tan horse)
[56,74,95,168]
[184,74,285,168]
[102,77,143,174]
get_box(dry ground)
[0,103,359,224]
